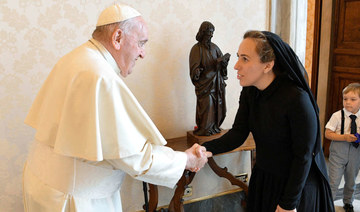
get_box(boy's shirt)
[325,108,360,136]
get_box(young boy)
[325,82,360,212]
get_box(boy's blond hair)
[343,83,360,97]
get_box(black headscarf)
[262,31,317,111]
[262,31,321,154]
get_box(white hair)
[92,17,139,41]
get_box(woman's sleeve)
[202,88,251,155]
[278,90,318,209]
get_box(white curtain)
[270,0,308,65]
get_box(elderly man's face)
[118,17,148,77]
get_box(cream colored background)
[0,0,270,211]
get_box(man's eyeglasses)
[126,34,147,49]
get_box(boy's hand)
[344,134,357,142]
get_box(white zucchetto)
[96,3,141,27]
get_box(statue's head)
[196,21,215,43]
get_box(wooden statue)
[189,21,230,136]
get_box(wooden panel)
[334,48,360,55]
[336,0,360,49]
[334,54,360,67]
[333,67,360,74]
[343,1,360,42]
[327,72,360,115]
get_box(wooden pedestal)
[145,132,256,212]
[187,129,229,145]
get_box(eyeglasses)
[137,40,147,48]
[126,34,147,49]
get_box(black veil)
[261,31,321,154]
[262,31,317,112]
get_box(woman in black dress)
[202,31,334,212]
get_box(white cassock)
[23,39,187,212]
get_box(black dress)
[202,75,334,211]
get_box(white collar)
[343,108,360,117]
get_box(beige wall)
[317,0,333,137]
[0,0,270,211]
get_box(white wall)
[0,0,269,211]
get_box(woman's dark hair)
[243,30,281,75]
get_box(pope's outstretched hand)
[185,143,212,172]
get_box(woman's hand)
[184,144,212,172]
[275,205,296,212]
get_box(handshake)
[185,143,213,172]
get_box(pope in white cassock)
[22,3,211,212]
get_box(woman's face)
[234,38,272,90]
